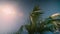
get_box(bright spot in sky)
[0,2,24,34]
[0,3,17,21]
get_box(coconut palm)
[25,5,43,34]
[39,13,60,34]
[16,5,60,34]
[16,5,43,34]
[50,13,60,34]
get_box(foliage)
[25,5,43,34]
[40,17,57,33]
[16,26,24,34]
[16,5,60,34]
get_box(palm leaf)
[16,26,24,34]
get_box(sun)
[0,3,18,22]
[0,3,17,15]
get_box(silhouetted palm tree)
[39,14,60,34]
[25,5,43,34]
[16,5,43,34]
[16,6,60,34]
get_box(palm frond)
[16,26,24,34]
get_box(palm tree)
[16,5,43,34]
[50,13,60,34]
[39,13,60,34]
[25,5,43,34]
[16,5,60,34]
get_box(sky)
[19,0,60,18]
[0,1,24,34]
[0,0,60,34]
[18,0,60,34]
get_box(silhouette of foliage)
[16,5,60,34]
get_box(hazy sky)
[0,0,60,34]
[0,1,24,34]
